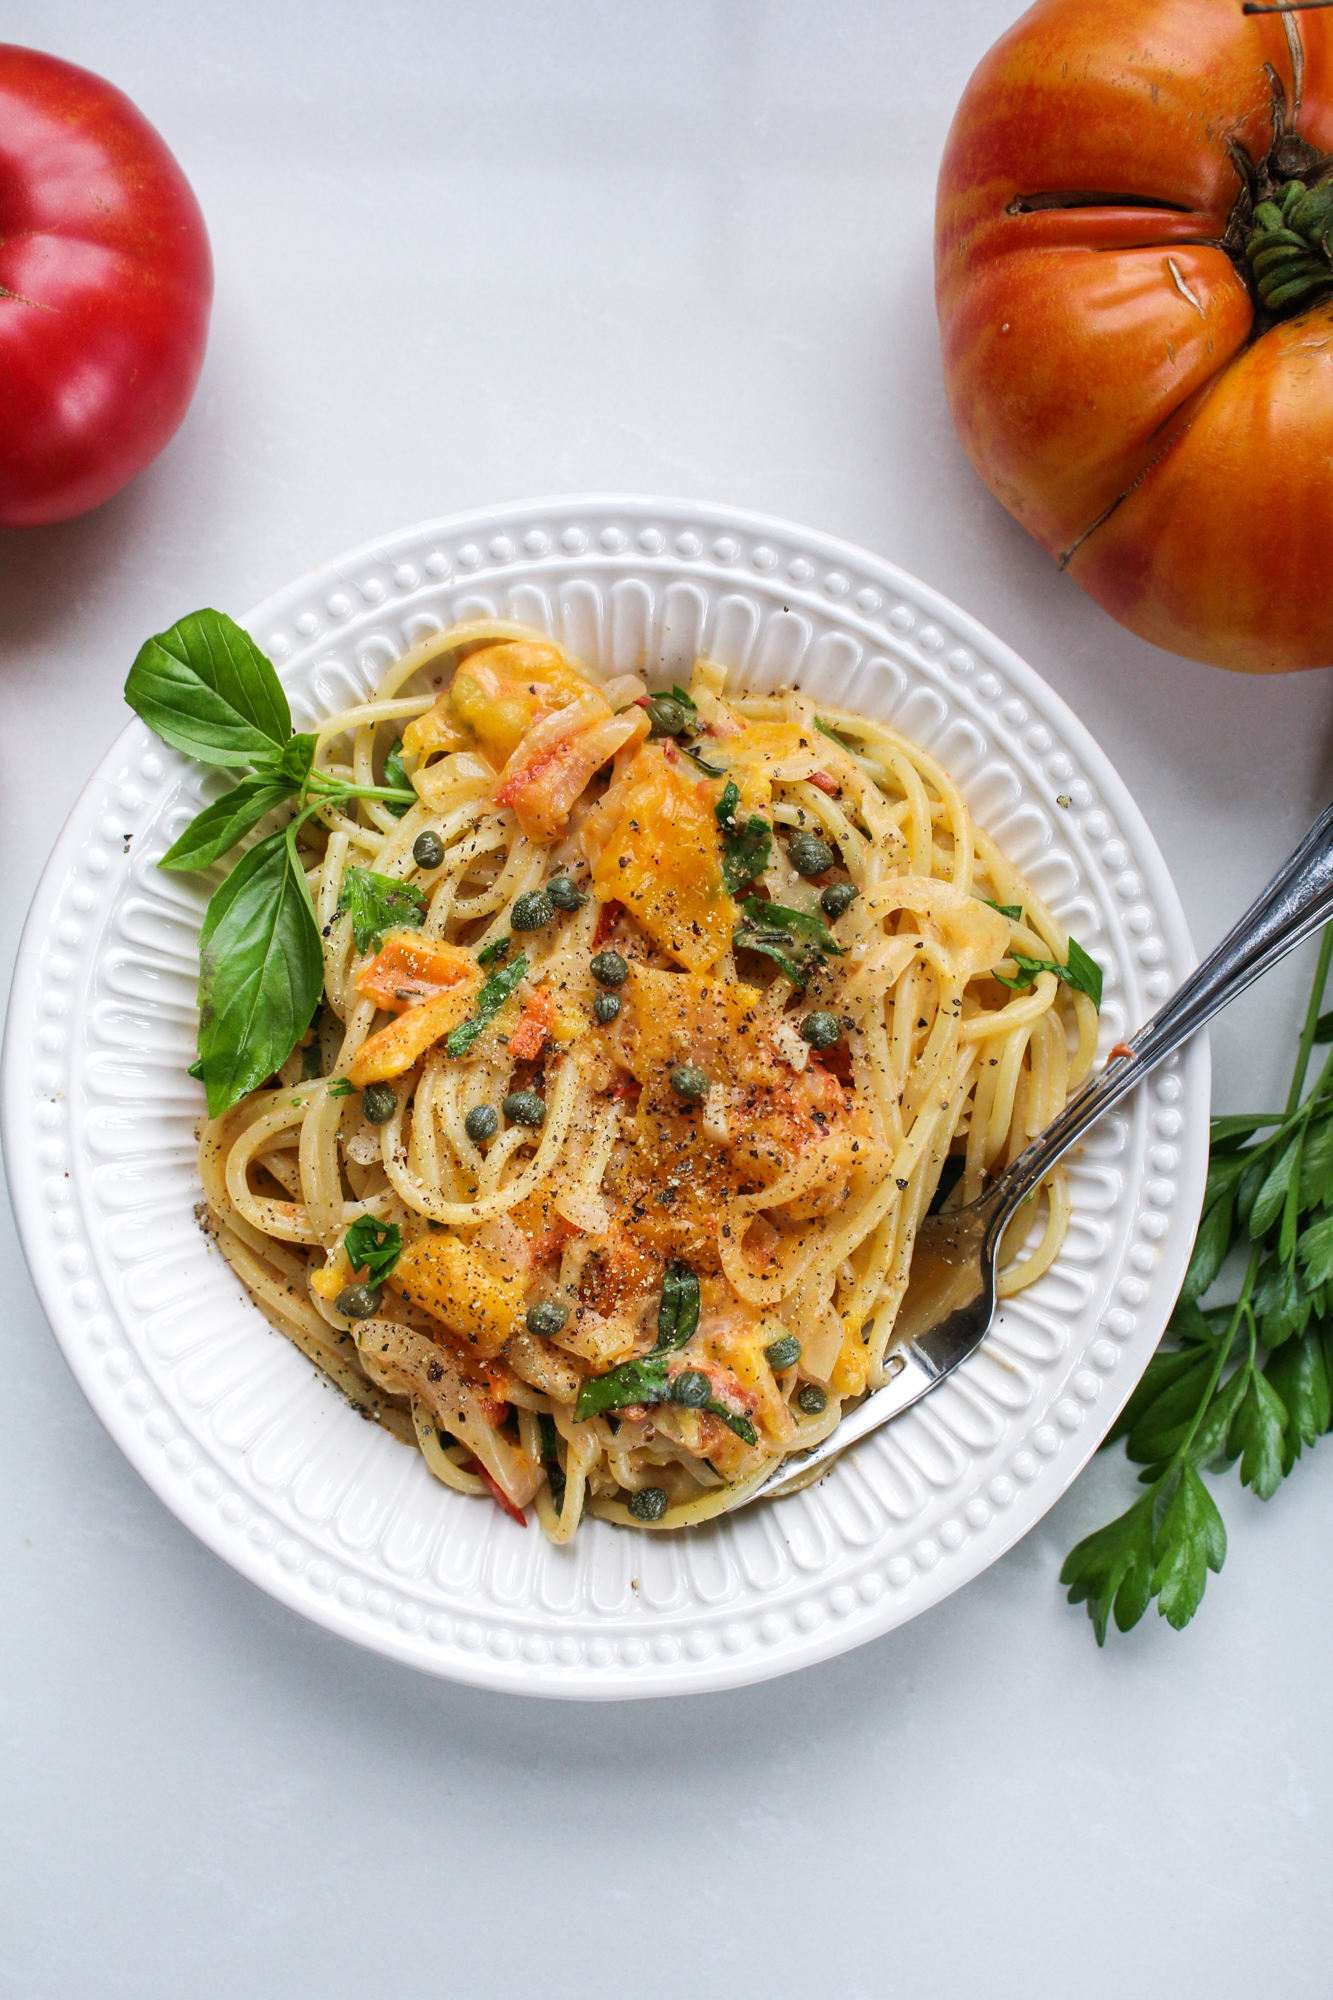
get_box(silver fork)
[748,801,1333,1508]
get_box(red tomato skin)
[0,45,212,526]
[934,0,1333,672]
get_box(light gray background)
[3,4,1331,1995]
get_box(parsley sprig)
[124,608,420,1116]
[1063,925,1333,1642]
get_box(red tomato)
[0,45,212,526]
[935,0,1333,672]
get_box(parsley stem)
[1175,1242,1260,1462]
[1284,920,1333,1116]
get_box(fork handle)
[984,799,1333,1244]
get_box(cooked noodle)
[199,620,1094,1538]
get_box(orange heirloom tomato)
[935,0,1333,671]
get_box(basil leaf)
[670,685,697,710]
[335,866,427,954]
[651,1262,700,1354]
[446,952,528,1058]
[327,1078,355,1098]
[187,1059,204,1080]
[159,771,299,872]
[681,743,727,777]
[983,898,1024,922]
[382,738,414,818]
[196,829,324,1117]
[125,609,292,768]
[343,1216,402,1286]
[279,733,317,784]
[574,1357,670,1421]
[476,933,512,968]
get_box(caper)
[593,992,622,1024]
[412,829,445,870]
[628,1485,669,1522]
[512,889,554,931]
[361,1083,397,1126]
[644,695,688,738]
[765,1332,802,1370]
[526,1298,570,1337]
[820,880,859,920]
[547,875,585,911]
[789,831,835,878]
[590,950,629,987]
[335,1283,383,1320]
[464,1104,499,1143]
[669,1064,708,1101]
[796,1382,828,1416]
[503,1089,546,1128]
[671,1368,712,1409]
[799,1010,841,1049]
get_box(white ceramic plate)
[2,498,1208,1699]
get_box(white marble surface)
[2,3,1330,1993]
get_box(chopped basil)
[652,1261,700,1354]
[335,866,427,955]
[382,738,414,817]
[342,1215,402,1286]
[446,952,529,1058]
[992,935,1103,1010]
[714,779,772,893]
[733,894,843,988]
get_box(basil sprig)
[714,779,772,894]
[343,1216,402,1286]
[992,935,1103,1010]
[335,866,426,954]
[733,894,843,988]
[124,608,420,1117]
[445,952,529,1058]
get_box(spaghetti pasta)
[199,620,1096,1538]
